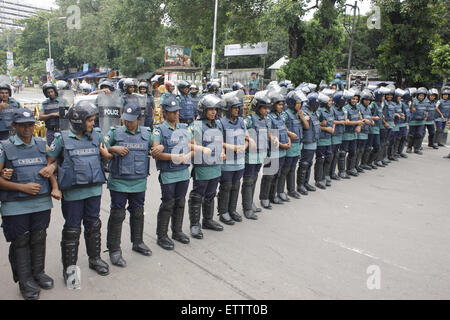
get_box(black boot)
[323,155,332,186]
[157,199,175,250]
[305,162,317,191]
[314,157,326,189]
[347,153,358,177]
[30,230,54,289]
[250,175,262,213]
[355,148,365,172]
[130,207,152,256]
[172,198,190,244]
[368,148,378,169]
[360,147,372,170]
[398,137,408,158]
[428,133,438,149]
[277,166,291,201]
[189,192,204,239]
[330,151,341,180]
[383,142,390,164]
[406,134,414,153]
[85,219,109,276]
[228,182,243,222]
[414,136,423,155]
[393,137,401,158]
[259,174,274,209]
[61,226,80,285]
[11,232,40,300]
[217,181,234,225]
[269,173,283,204]
[107,208,127,267]
[286,166,301,199]
[297,161,309,195]
[388,141,399,161]
[338,151,350,179]
[241,176,258,220]
[202,199,224,231]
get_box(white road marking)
[323,237,414,272]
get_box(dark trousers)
[399,126,408,138]
[316,145,333,158]
[244,163,262,177]
[409,125,425,138]
[159,176,190,201]
[341,140,356,156]
[331,143,342,153]
[368,134,380,152]
[389,130,399,143]
[110,190,146,212]
[192,177,220,204]
[300,149,316,163]
[436,121,446,130]
[379,128,388,145]
[284,156,300,168]
[221,169,244,183]
[61,196,101,234]
[425,123,435,135]
[1,210,51,242]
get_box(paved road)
[0,143,449,300]
[12,87,45,104]
[1,88,450,300]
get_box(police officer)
[0,108,61,299]
[342,90,363,177]
[153,96,192,250]
[407,87,428,155]
[46,100,112,284]
[435,87,450,147]
[297,93,321,195]
[217,95,248,225]
[160,81,176,105]
[178,80,196,125]
[260,92,291,206]
[315,93,335,189]
[330,91,348,179]
[39,83,66,146]
[80,83,92,95]
[386,89,403,161]
[241,92,271,219]
[138,81,155,130]
[188,94,225,239]
[121,78,138,107]
[425,89,439,149]
[105,102,159,265]
[284,91,309,199]
[396,89,412,158]
[0,82,21,141]
[357,90,375,170]
[367,89,383,169]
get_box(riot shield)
[125,93,147,126]
[59,89,75,131]
[97,91,122,135]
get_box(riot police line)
[0,78,449,300]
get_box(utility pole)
[210,0,218,80]
[344,1,359,88]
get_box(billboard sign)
[224,42,268,57]
[164,46,191,67]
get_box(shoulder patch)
[49,142,57,152]
[153,129,161,136]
